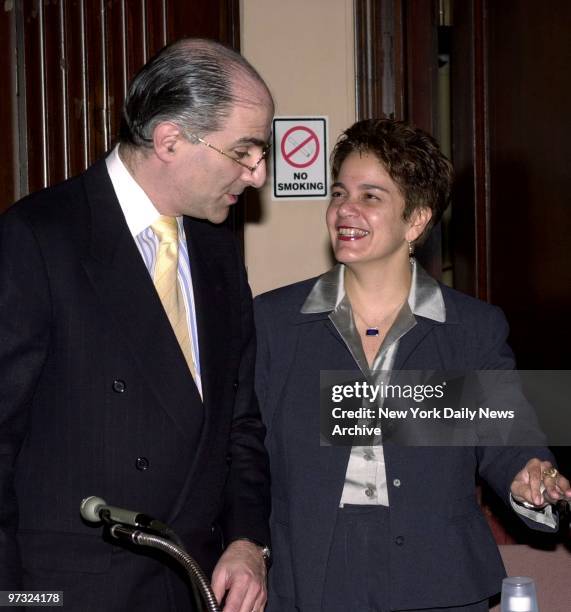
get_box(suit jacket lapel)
[80,160,203,441]
[183,217,232,413]
[393,316,440,370]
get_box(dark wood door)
[452,1,571,374]
[487,2,571,370]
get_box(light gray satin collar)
[301,259,446,322]
[301,260,445,376]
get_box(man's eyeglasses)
[190,134,271,173]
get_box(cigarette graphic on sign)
[273,117,328,200]
[281,127,320,168]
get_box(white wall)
[240,0,356,295]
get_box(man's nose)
[243,159,267,188]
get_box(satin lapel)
[79,161,202,440]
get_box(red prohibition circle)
[281,126,320,168]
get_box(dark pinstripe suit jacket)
[0,158,269,610]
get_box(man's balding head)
[119,38,273,149]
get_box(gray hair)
[119,38,272,147]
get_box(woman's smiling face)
[326,151,427,269]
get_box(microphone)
[80,496,155,529]
[80,498,218,611]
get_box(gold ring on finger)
[542,467,558,479]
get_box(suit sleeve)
[218,258,271,548]
[253,295,270,418]
[0,208,51,587]
[474,305,556,531]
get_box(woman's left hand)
[511,458,571,507]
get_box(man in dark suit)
[0,39,272,611]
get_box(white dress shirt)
[105,145,202,397]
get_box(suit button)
[395,536,404,546]
[135,457,149,471]
[112,379,126,393]
[393,478,401,487]
[233,380,239,390]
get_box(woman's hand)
[511,458,571,507]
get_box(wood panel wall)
[0,5,16,210]
[487,1,571,370]
[1,0,240,213]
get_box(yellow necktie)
[151,216,196,382]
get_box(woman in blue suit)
[255,119,571,612]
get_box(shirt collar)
[105,144,162,237]
[301,259,446,323]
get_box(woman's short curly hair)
[331,118,453,244]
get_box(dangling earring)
[408,241,414,260]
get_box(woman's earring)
[408,241,414,259]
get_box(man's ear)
[405,206,432,243]
[152,122,183,162]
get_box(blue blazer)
[255,275,554,611]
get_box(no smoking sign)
[273,117,328,199]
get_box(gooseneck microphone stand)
[80,497,221,612]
